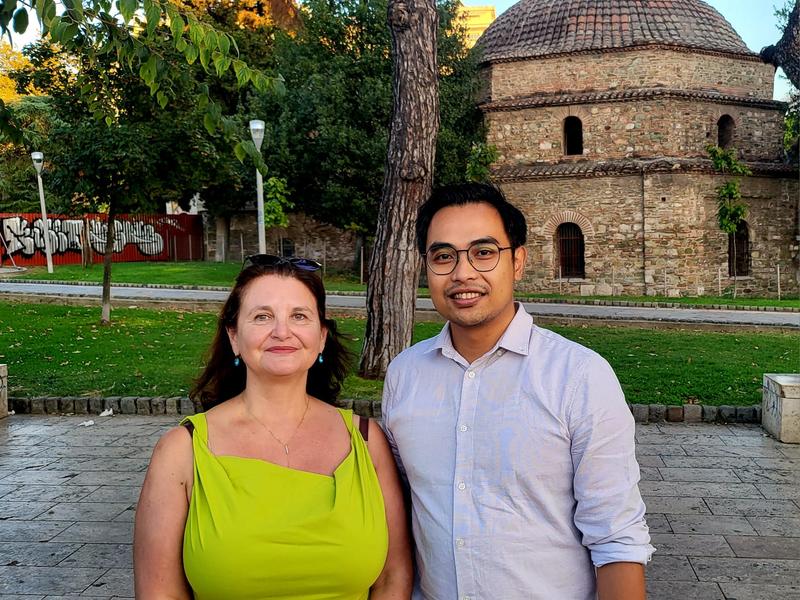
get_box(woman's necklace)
[244,395,311,461]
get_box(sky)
[462,0,793,101]
[6,0,795,100]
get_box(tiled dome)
[477,0,753,63]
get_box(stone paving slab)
[1,415,799,600]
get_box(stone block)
[151,397,166,415]
[683,404,702,423]
[120,397,137,414]
[630,403,649,423]
[666,406,684,422]
[45,397,59,414]
[89,398,105,414]
[736,405,758,423]
[336,398,354,410]
[73,398,89,414]
[30,397,45,414]
[718,405,736,423]
[135,398,151,415]
[180,397,194,415]
[165,397,179,415]
[762,373,800,443]
[0,364,7,419]
[580,284,596,296]
[104,397,121,414]
[702,405,718,423]
[595,282,613,296]
[649,404,666,422]
[59,397,75,414]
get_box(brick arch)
[541,211,594,239]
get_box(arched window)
[564,116,584,156]
[728,221,750,277]
[556,222,585,278]
[718,115,735,149]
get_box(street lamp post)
[30,152,54,274]
[249,120,266,255]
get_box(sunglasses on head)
[243,254,322,272]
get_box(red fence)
[0,213,204,267]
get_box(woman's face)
[228,274,327,380]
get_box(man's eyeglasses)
[243,254,322,272]
[424,241,513,276]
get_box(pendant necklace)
[245,395,311,462]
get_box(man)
[382,183,654,599]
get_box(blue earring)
[233,355,241,367]
[318,354,324,364]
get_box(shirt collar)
[424,303,532,359]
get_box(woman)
[134,255,412,599]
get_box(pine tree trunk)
[358,0,439,379]
[761,1,800,89]
[100,199,118,324]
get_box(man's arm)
[596,562,646,600]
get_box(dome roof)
[477,0,753,63]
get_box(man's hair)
[416,183,527,255]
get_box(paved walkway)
[0,415,798,598]
[0,281,798,328]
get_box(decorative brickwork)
[483,50,775,101]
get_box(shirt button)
[463,596,472,600]
[467,371,475,379]
[457,481,466,491]
[459,424,468,432]
[456,538,465,548]
[497,349,504,356]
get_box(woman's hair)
[191,262,352,410]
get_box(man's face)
[424,202,526,332]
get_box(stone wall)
[501,173,798,297]
[484,49,775,102]
[208,212,359,272]
[486,98,785,164]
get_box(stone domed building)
[477,0,797,297]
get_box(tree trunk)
[100,199,118,324]
[761,1,800,89]
[358,0,439,379]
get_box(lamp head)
[249,119,265,151]
[31,152,44,174]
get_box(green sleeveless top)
[181,409,388,600]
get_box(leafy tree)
[762,0,800,89]
[465,142,498,183]
[707,145,752,299]
[245,0,482,239]
[0,42,31,103]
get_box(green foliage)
[784,92,799,153]
[0,0,281,145]
[466,142,498,182]
[707,145,751,235]
[263,175,293,228]
[247,0,485,232]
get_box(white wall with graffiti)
[0,213,204,266]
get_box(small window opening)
[564,116,584,156]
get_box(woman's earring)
[318,354,324,364]
[233,355,241,367]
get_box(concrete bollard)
[0,364,7,419]
[762,374,800,444]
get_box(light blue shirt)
[382,305,654,600]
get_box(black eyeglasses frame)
[242,254,322,272]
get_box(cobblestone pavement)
[0,415,798,599]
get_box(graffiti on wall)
[1,216,164,257]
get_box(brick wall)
[485,49,775,101]
[486,98,785,164]
[501,173,798,297]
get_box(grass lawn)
[1,303,796,406]
[10,261,797,308]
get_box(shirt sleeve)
[380,362,408,485]
[567,354,655,567]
